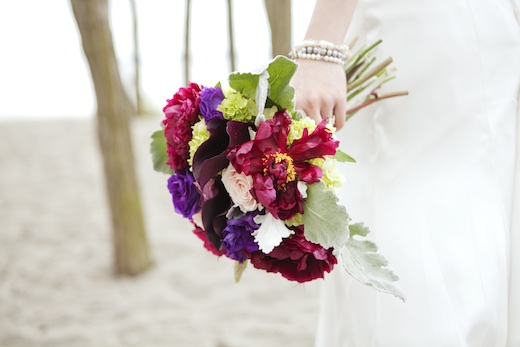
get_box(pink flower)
[249,225,337,283]
[163,83,202,171]
[191,221,224,256]
[227,110,339,220]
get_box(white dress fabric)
[315,0,520,346]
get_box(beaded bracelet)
[288,39,350,65]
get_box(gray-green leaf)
[338,223,405,301]
[150,130,174,175]
[302,181,349,249]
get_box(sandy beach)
[0,116,320,347]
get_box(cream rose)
[221,163,262,213]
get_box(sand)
[0,116,320,347]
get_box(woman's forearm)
[291,0,357,130]
[303,0,357,45]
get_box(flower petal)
[192,118,230,188]
[289,119,339,162]
[294,162,323,184]
[249,225,337,283]
[253,213,294,253]
[201,176,232,250]
[251,174,276,208]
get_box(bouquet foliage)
[151,41,406,300]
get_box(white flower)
[248,127,257,140]
[297,181,308,198]
[253,213,294,253]
[221,163,262,213]
[254,113,266,128]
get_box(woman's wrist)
[289,39,349,65]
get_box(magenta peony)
[227,110,339,220]
[163,82,202,171]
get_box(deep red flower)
[163,83,202,171]
[191,221,224,256]
[249,225,337,283]
[227,110,339,220]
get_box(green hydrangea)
[217,88,257,122]
[188,119,210,167]
[287,117,317,144]
[311,157,345,190]
[285,213,304,227]
[263,105,279,120]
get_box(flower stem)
[348,57,394,91]
[345,91,409,119]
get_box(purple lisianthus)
[222,212,261,263]
[167,168,201,219]
[199,86,225,123]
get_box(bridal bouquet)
[151,43,406,300]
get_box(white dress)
[315,0,520,346]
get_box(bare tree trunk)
[184,0,192,85]
[129,0,143,115]
[70,0,153,276]
[264,0,292,58]
[226,0,236,72]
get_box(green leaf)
[334,149,356,163]
[338,223,405,301]
[228,72,260,94]
[227,56,297,112]
[302,181,349,249]
[266,56,297,110]
[234,260,248,283]
[150,130,174,175]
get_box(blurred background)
[0,1,324,347]
[0,0,315,119]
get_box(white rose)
[221,164,262,213]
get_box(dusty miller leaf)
[255,70,269,116]
[302,181,349,249]
[150,130,173,175]
[338,223,405,301]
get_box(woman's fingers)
[319,95,335,124]
[296,94,323,124]
[296,96,345,129]
[291,60,347,129]
[333,95,346,130]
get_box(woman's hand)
[289,0,356,130]
[291,59,347,130]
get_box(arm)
[291,0,357,130]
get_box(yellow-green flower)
[263,105,279,120]
[217,88,257,122]
[188,119,210,167]
[285,213,304,227]
[287,117,317,144]
[311,157,344,190]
